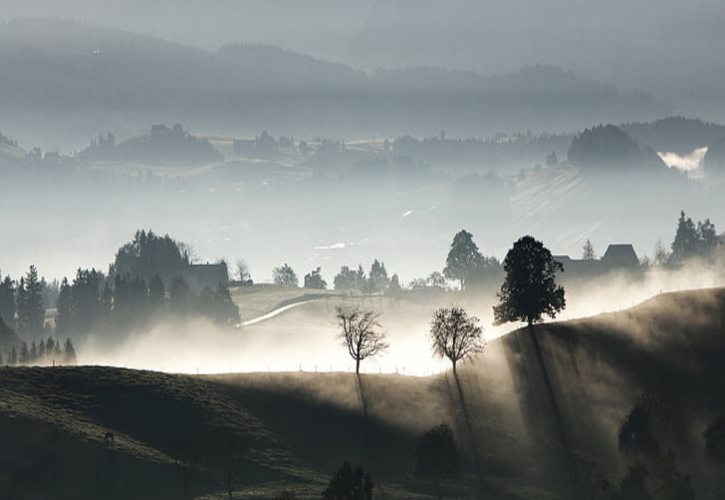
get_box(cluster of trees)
[0,265,48,338]
[333,260,400,294]
[1,336,76,366]
[669,210,720,264]
[80,124,222,166]
[443,230,501,290]
[56,267,240,339]
[335,235,567,374]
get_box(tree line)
[0,334,76,367]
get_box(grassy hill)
[1,288,724,498]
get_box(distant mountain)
[0,18,667,150]
[567,124,669,176]
[621,117,725,155]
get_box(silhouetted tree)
[704,416,725,463]
[443,230,484,290]
[304,267,327,289]
[321,461,374,500]
[273,264,298,287]
[619,405,660,460]
[614,463,651,500]
[429,307,484,376]
[235,259,251,282]
[8,346,17,366]
[366,259,389,293]
[427,272,447,288]
[16,265,45,337]
[670,210,720,263]
[63,337,77,365]
[493,235,565,327]
[387,274,403,302]
[582,239,596,260]
[112,229,188,284]
[335,307,388,374]
[55,278,72,335]
[0,274,16,330]
[652,451,694,500]
[415,423,462,498]
[334,265,366,292]
[213,430,244,499]
[19,341,29,364]
[653,240,670,266]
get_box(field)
[1,288,725,498]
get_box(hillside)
[0,18,666,149]
[1,288,724,498]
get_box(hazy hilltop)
[2,288,725,498]
[0,18,666,150]
[1,0,723,119]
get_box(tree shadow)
[356,373,369,419]
[451,370,485,482]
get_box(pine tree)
[582,238,596,260]
[0,274,16,330]
[30,340,38,364]
[63,338,77,365]
[19,342,29,365]
[16,266,45,337]
[55,278,72,335]
[8,346,17,366]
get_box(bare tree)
[335,306,389,374]
[429,306,484,376]
[235,259,251,282]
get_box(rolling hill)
[1,287,724,498]
[0,18,666,150]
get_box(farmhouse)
[554,243,641,280]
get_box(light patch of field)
[231,284,337,322]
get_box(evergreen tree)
[582,238,596,260]
[8,346,17,366]
[55,278,72,335]
[63,337,77,365]
[29,340,38,363]
[19,341,29,365]
[671,211,699,263]
[0,274,16,330]
[38,338,46,360]
[70,268,103,335]
[16,266,45,337]
[366,259,390,293]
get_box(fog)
[2,0,724,121]
[77,257,725,376]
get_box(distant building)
[181,263,229,291]
[554,243,641,280]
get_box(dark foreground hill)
[1,288,724,498]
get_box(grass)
[230,284,337,322]
[1,287,725,498]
